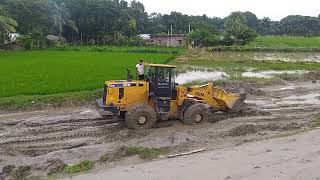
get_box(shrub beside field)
[52,45,184,55]
[0,51,173,98]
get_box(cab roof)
[145,63,177,68]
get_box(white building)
[138,34,151,40]
[8,33,20,42]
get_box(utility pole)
[80,32,83,45]
[189,25,191,33]
[170,25,173,47]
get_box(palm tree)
[49,1,78,40]
[0,15,18,44]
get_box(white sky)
[136,0,320,20]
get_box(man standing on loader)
[136,60,144,80]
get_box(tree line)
[1,0,320,47]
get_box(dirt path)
[68,128,320,180]
[0,81,319,178]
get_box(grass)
[10,166,31,180]
[173,49,320,87]
[126,146,169,160]
[99,154,109,163]
[0,89,102,111]
[48,146,169,178]
[1,40,319,111]
[98,146,169,163]
[0,46,180,111]
[62,160,95,174]
[174,50,320,72]
[248,36,320,49]
[0,50,173,98]
[230,76,282,86]
[212,36,320,52]
[52,45,185,55]
[48,160,95,178]
[183,77,282,87]
[309,116,320,128]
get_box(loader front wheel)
[182,103,208,125]
[125,104,157,130]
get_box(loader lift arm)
[185,82,247,113]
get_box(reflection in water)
[175,68,309,84]
[280,93,320,105]
[175,70,229,84]
[242,70,308,78]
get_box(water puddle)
[176,66,309,84]
[175,70,229,84]
[279,85,296,91]
[242,70,308,79]
[254,53,320,63]
[279,93,320,105]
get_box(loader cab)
[145,64,177,119]
[145,64,176,97]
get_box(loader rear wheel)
[182,103,209,125]
[125,104,157,130]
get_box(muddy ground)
[70,128,320,180]
[0,80,320,179]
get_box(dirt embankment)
[69,128,320,180]
[0,80,320,179]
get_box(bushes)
[126,146,169,160]
[17,35,33,50]
[17,34,48,50]
[187,26,256,47]
[62,160,94,174]
[101,33,147,46]
[50,45,181,54]
[187,28,219,47]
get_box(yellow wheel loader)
[96,64,247,129]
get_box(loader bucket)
[211,88,247,113]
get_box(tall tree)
[224,12,257,44]
[130,0,148,34]
[0,15,18,44]
[242,11,258,30]
[187,25,220,47]
[2,0,49,35]
[49,0,78,38]
[280,15,320,36]
[224,12,248,38]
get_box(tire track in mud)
[18,117,113,127]
[0,115,127,157]
[0,118,120,139]
[0,130,111,148]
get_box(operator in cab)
[136,60,144,80]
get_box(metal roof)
[145,63,177,68]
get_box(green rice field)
[248,36,320,48]
[0,50,173,98]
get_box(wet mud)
[0,81,320,178]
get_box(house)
[151,34,186,47]
[4,33,20,44]
[9,33,20,42]
[138,34,151,40]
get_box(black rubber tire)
[182,103,209,125]
[208,110,227,123]
[125,104,157,130]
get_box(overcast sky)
[136,0,320,21]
